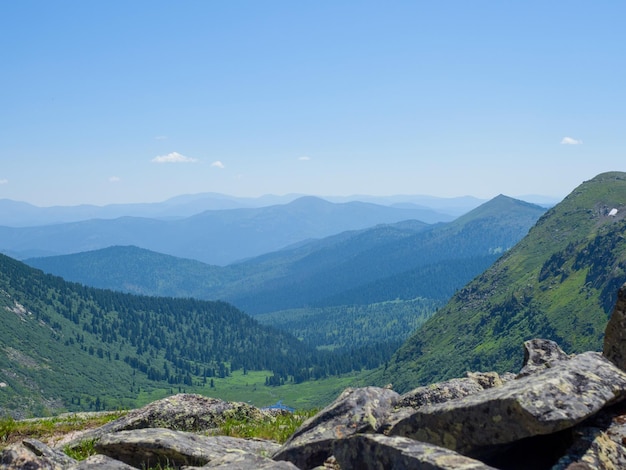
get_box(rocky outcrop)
[94,428,280,468]
[603,281,626,370]
[69,454,137,469]
[552,402,626,469]
[61,394,263,451]
[386,352,626,457]
[517,338,571,377]
[4,284,626,469]
[331,434,497,469]
[396,370,509,410]
[272,386,399,468]
[0,438,77,469]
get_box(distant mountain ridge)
[0,193,471,227]
[0,197,453,264]
[0,192,560,228]
[26,195,547,316]
[376,171,626,392]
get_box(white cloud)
[0,179,7,185]
[561,137,583,145]
[298,156,311,161]
[211,161,225,169]
[109,176,121,183]
[152,152,198,163]
[155,135,168,140]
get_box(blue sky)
[1,1,624,206]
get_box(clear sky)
[1,1,624,206]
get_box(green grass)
[134,368,368,410]
[218,408,318,443]
[2,404,318,468]
[63,438,97,460]
[0,411,125,450]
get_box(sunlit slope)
[378,172,626,392]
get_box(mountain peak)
[286,196,333,207]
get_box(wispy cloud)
[155,135,168,141]
[109,176,121,183]
[561,137,583,145]
[298,156,311,161]
[152,152,198,163]
[0,179,7,185]
[211,161,225,169]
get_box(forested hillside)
[0,254,384,417]
[376,172,626,392]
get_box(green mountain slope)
[376,171,626,392]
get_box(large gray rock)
[332,434,498,470]
[603,282,626,371]
[68,454,137,469]
[397,370,508,411]
[397,378,484,409]
[183,449,299,469]
[386,352,626,456]
[517,338,571,377]
[273,386,399,469]
[552,402,626,469]
[0,438,76,469]
[61,394,263,450]
[95,428,281,469]
[466,371,506,389]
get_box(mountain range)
[26,195,547,355]
[0,193,484,228]
[0,197,456,264]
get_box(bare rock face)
[517,338,571,377]
[189,450,300,469]
[386,352,626,457]
[552,402,626,470]
[332,434,498,470]
[466,371,504,389]
[272,386,399,469]
[94,428,280,469]
[603,282,626,371]
[396,372,508,410]
[68,454,137,469]
[0,438,76,469]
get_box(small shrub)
[218,409,317,443]
[63,438,97,460]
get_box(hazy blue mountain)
[1,197,450,264]
[0,193,460,227]
[27,195,546,316]
[223,195,546,314]
[323,195,487,216]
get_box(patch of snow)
[609,208,618,216]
